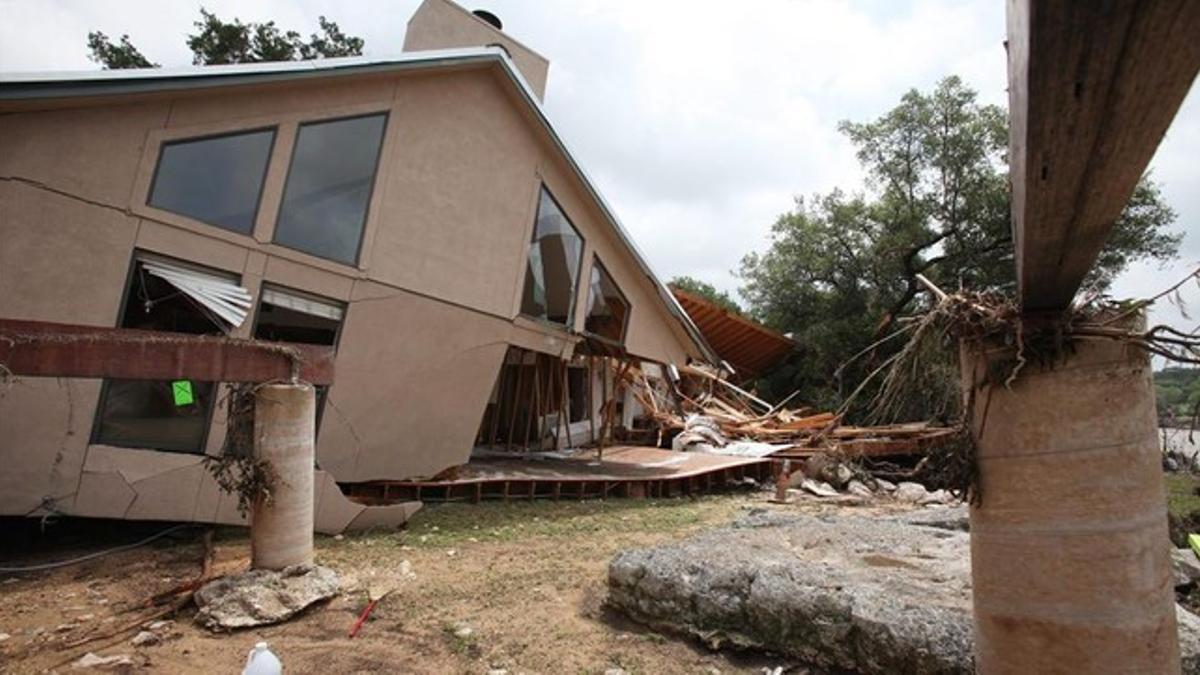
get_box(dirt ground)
[0,488,917,674]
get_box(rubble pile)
[622,363,956,459]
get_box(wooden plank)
[0,318,334,384]
[1009,0,1200,310]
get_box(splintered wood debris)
[618,361,955,459]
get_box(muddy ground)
[0,489,922,674]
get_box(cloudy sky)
[2,0,1197,329]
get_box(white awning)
[261,286,344,321]
[141,258,251,330]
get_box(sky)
[2,0,1197,332]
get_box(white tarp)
[141,258,251,330]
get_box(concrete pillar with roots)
[962,314,1180,673]
[251,383,316,570]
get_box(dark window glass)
[520,188,584,325]
[274,114,387,265]
[93,258,227,454]
[148,129,275,234]
[584,259,630,343]
[252,286,344,435]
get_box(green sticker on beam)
[172,380,195,406]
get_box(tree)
[86,31,157,69]
[669,276,743,315]
[740,76,1182,416]
[87,9,363,70]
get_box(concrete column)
[251,383,315,570]
[963,326,1179,673]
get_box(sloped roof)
[0,47,719,365]
[672,288,794,382]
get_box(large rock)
[1175,548,1200,587]
[194,564,339,631]
[607,510,1200,674]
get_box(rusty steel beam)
[1009,0,1200,310]
[0,318,334,385]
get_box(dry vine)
[203,383,279,517]
[842,268,1200,505]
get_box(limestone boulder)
[194,564,339,631]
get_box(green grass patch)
[324,495,748,551]
[1167,473,1200,521]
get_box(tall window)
[253,285,345,433]
[92,255,237,453]
[148,128,275,234]
[520,187,584,326]
[583,258,630,344]
[274,114,388,265]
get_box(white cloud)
[1,0,1195,331]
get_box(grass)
[1167,473,1200,520]
[318,493,755,552]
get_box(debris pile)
[622,362,956,459]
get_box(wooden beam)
[0,319,334,385]
[1009,0,1200,310]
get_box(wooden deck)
[342,446,775,504]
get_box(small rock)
[55,623,79,633]
[452,624,475,639]
[604,669,630,675]
[875,478,897,492]
[78,613,95,622]
[846,480,874,497]
[487,670,509,675]
[1173,548,1200,587]
[894,481,928,503]
[919,489,949,506]
[72,652,133,669]
[829,464,854,489]
[130,630,159,646]
[0,632,10,641]
[800,478,840,498]
[333,534,344,541]
[147,620,174,632]
[447,549,457,557]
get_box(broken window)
[252,285,345,432]
[92,255,243,453]
[148,128,276,234]
[583,258,630,344]
[274,113,388,265]
[520,187,584,326]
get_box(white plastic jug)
[242,641,282,675]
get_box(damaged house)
[0,0,719,530]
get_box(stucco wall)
[403,0,550,100]
[0,61,701,520]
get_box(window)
[583,258,630,343]
[252,285,345,433]
[520,187,584,326]
[274,114,388,265]
[92,255,242,454]
[148,128,275,234]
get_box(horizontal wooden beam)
[0,319,334,385]
[1009,0,1200,311]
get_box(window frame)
[249,283,348,437]
[145,125,278,236]
[582,256,632,346]
[88,251,232,454]
[518,185,587,329]
[271,112,390,266]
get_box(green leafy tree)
[87,9,363,69]
[669,276,743,315]
[740,76,1182,416]
[86,31,157,69]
